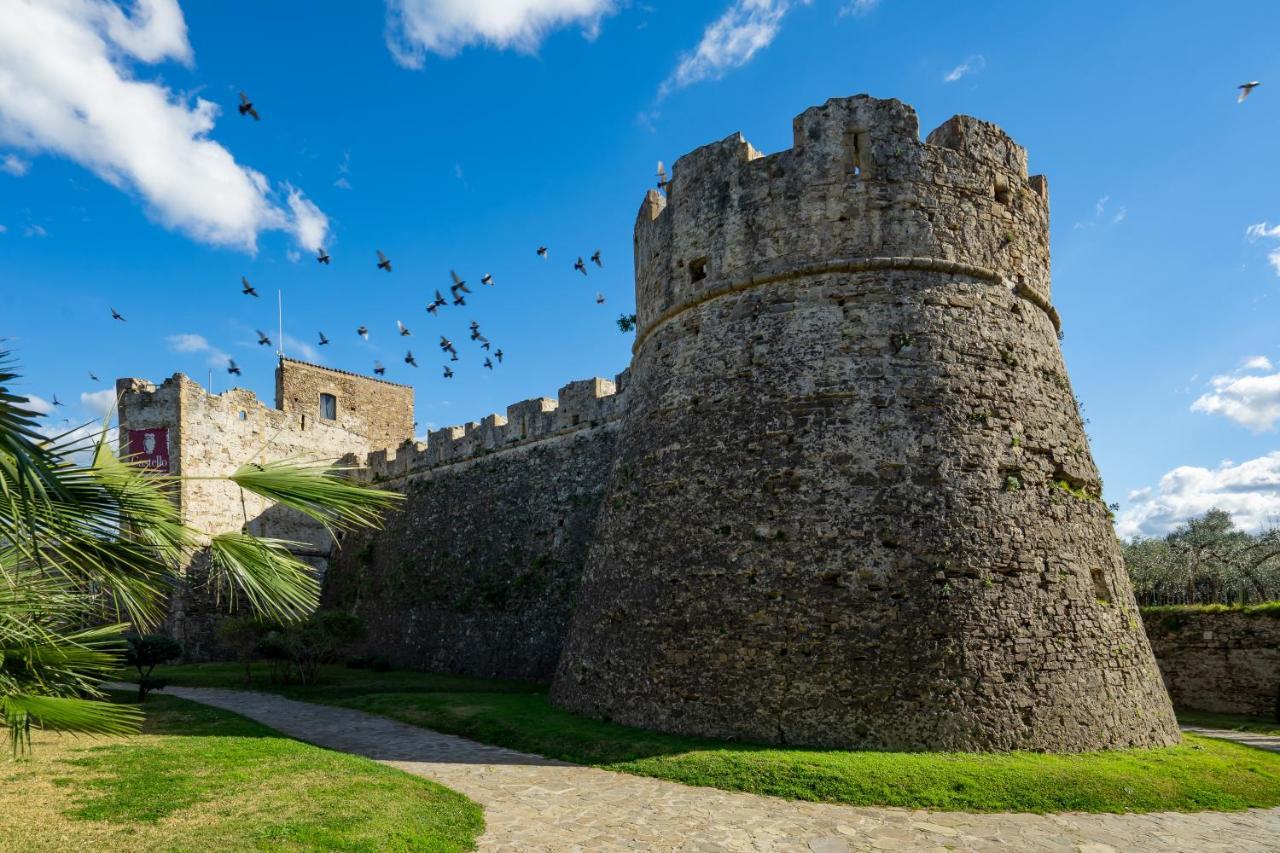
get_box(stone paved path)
[162,686,1280,852]
[1179,727,1280,754]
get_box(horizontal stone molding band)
[632,256,1062,354]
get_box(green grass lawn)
[0,690,483,852]
[1177,710,1280,736]
[153,663,1280,815]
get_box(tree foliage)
[0,350,402,753]
[1123,509,1280,605]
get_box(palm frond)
[207,533,320,623]
[229,458,402,534]
[2,694,141,756]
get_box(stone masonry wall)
[1143,608,1280,719]
[552,94,1179,752]
[276,357,414,450]
[323,376,624,679]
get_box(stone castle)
[119,95,1180,752]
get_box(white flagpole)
[278,289,285,360]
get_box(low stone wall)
[1142,606,1280,719]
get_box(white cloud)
[1246,221,1280,274]
[385,0,615,67]
[24,394,53,415]
[1243,355,1274,372]
[658,0,801,99]
[943,54,985,83]
[282,334,321,363]
[1117,452,1280,538]
[0,0,327,252]
[1094,195,1110,218]
[1,153,29,176]
[839,0,878,16]
[80,388,117,416]
[167,332,231,367]
[23,224,47,237]
[334,151,352,190]
[0,224,7,233]
[1191,357,1280,432]
[285,186,328,252]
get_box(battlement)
[361,371,628,481]
[634,94,1052,342]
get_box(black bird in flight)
[318,331,330,346]
[483,357,493,370]
[574,257,587,276]
[596,292,606,304]
[317,247,331,264]
[238,91,260,120]
[241,276,258,297]
[1239,81,1261,102]
[495,349,503,363]
[469,321,481,340]
[427,290,447,315]
[591,250,602,267]
[479,338,491,351]
[450,272,470,305]
[88,371,99,382]
[52,394,63,407]
[256,330,272,346]
[404,350,418,367]
[110,307,126,322]
[227,359,241,376]
[397,320,412,337]
[443,365,454,379]
[357,325,369,340]
[374,361,386,376]
[439,335,454,352]
[536,246,548,259]
[377,250,392,272]
[656,160,668,189]
[480,273,494,286]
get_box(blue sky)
[2,0,1279,538]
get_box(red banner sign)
[127,427,171,473]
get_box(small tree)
[124,635,182,701]
[217,617,276,685]
[616,313,637,333]
[285,610,365,685]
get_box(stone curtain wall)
[117,371,387,659]
[323,377,624,680]
[552,95,1180,752]
[1144,608,1280,719]
[275,357,414,450]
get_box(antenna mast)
[277,289,284,360]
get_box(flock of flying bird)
[92,89,657,394]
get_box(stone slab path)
[162,686,1280,852]
[1179,727,1280,754]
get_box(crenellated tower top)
[633,95,1052,349]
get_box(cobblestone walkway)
[164,686,1280,852]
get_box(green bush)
[284,611,365,685]
[347,654,392,672]
[123,635,183,701]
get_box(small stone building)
[117,358,413,657]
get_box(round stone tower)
[550,95,1179,752]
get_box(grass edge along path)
[154,663,1280,815]
[0,690,483,852]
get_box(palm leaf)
[207,533,320,623]
[2,694,141,756]
[229,458,402,535]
